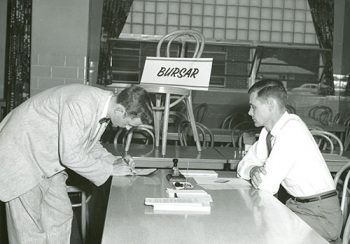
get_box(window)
[109,39,326,90]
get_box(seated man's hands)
[249,166,266,189]
[112,154,135,176]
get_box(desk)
[167,127,234,144]
[323,153,350,172]
[215,147,350,172]
[103,144,227,170]
[214,147,243,170]
[101,169,327,244]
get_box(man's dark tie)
[266,131,273,156]
[266,130,291,203]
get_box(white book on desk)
[153,202,211,213]
[166,189,213,202]
[180,170,218,178]
[145,197,211,213]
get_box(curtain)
[308,0,334,95]
[97,0,134,85]
[5,0,32,114]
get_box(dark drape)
[97,0,134,85]
[5,0,32,114]
[308,0,334,95]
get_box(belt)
[293,190,337,203]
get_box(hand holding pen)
[122,154,136,174]
[112,154,136,176]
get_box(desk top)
[167,127,234,143]
[215,146,350,172]
[101,170,327,244]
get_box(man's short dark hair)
[117,86,153,124]
[248,79,287,107]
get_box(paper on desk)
[112,168,157,177]
[194,177,251,190]
[134,168,157,176]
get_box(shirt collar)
[270,111,290,137]
[102,95,113,120]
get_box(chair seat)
[141,84,201,156]
[67,185,90,243]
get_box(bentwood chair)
[113,125,155,154]
[67,185,91,243]
[230,120,256,148]
[193,103,208,123]
[141,29,205,156]
[310,130,344,155]
[334,162,350,218]
[178,120,214,148]
[308,105,333,125]
[333,162,350,244]
[286,104,296,114]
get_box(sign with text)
[140,57,213,90]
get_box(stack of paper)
[179,170,218,178]
[145,197,211,213]
[145,189,212,213]
[166,189,213,203]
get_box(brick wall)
[30,0,89,95]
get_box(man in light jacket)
[0,84,153,244]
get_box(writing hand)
[249,166,266,189]
[112,156,135,176]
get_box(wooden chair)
[178,120,214,148]
[67,185,91,244]
[310,130,344,155]
[334,162,350,218]
[141,29,205,155]
[221,110,250,129]
[193,103,208,123]
[113,125,155,154]
[343,116,350,151]
[286,104,296,114]
[308,105,333,125]
[341,214,350,244]
[230,120,256,148]
[237,131,257,151]
[333,162,350,244]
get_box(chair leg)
[161,93,171,156]
[186,95,201,152]
[154,94,162,148]
[81,191,87,244]
[124,130,133,154]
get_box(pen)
[122,155,136,174]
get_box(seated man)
[237,79,342,241]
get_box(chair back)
[310,130,344,155]
[193,103,208,123]
[334,161,350,243]
[343,116,350,151]
[308,105,333,125]
[157,29,205,58]
[178,120,214,148]
[286,104,296,114]
[231,120,256,148]
[114,125,155,154]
